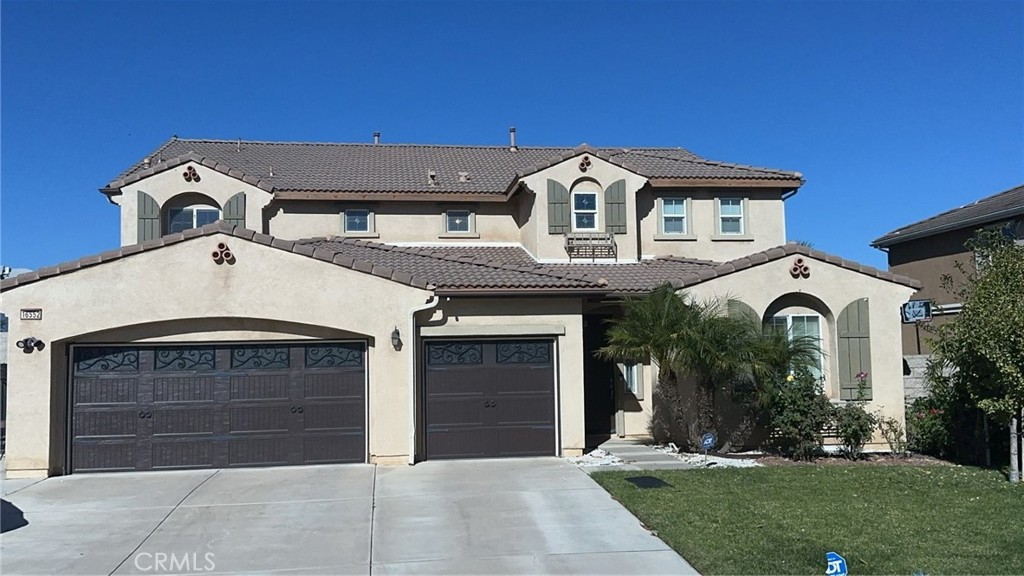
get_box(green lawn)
[591,466,1023,575]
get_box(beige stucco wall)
[617,257,917,450]
[520,156,650,261]
[268,201,521,243]
[420,297,586,456]
[638,188,787,261]
[111,162,273,245]
[1,233,432,476]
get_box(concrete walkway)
[593,437,697,471]
[1,458,698,575]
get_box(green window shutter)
[604,179,627,234]
[137,191,160,242]
[547,179,570,234]
[837,298,872,400]
[224,192,246,227]
[727,300,759,322]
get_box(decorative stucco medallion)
[790,257,810,278]
[183,165,201,182]
[212,242,235,265]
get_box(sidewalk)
[580,437,696,473]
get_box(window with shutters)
[768,314,824,381]
[570,180,601,232]
[168,205,220,233]
[162,192,223,235]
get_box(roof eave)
[433,287,611,297]
[648,177,804,189]
[273,190,510,202]
[872,206,1024,248]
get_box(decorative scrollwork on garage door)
[230,346,290,369]
[305,343,363,368]
[74,347,140,372]
[497,341,551,364]
[427,342,483,365]
[155,347,215,371]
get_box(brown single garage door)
[423,339,555,459]
[70,342,365,473]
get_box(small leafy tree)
[931,229,1024,482]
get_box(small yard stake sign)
[700,432,716,464]
[826,552,848,576]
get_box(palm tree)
[600,285,821,449]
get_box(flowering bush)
[906,396,950,456]
[765,370,834,460]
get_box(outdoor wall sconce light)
[16,337,45,353]
[391,327,402,351]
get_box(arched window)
[570,180,601,232]
[163,193,221,234]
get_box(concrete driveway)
[1,458,697,575]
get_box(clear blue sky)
[2,0,1021,270]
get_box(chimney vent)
[509,126,518,152]
[373,132,380,144]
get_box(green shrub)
[835,372,878,460]
[765,370,834,460]
[906,395,950,457]
[878,415,908,458]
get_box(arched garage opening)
[53,318,374,474]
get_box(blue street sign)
[700,432,716,451]
[826,552,848,576]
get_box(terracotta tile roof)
[297,238,606,292]
[872,183,1024,247]
[672,244,922,289]
[543,258,719,294]
[102,137,803,197]
[0,222,435,293]
[1,224,918,295]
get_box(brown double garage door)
[70,342,365,473]
[424,339,556,459]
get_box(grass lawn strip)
[591,466,1023,575]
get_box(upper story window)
[446,209,472,233]
[718,198,744,235]
[168,204,220,234]
[661,198,687,234]
[441,208,477,237]
[572,191,598,231]
[344,209,372,234]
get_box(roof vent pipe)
[509,126,517,152]
[373,132,380,144]
[142,157,151,169]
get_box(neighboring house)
[871,184,1024,401]
[1,134,919,477]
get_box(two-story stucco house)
[1,134,920,477]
